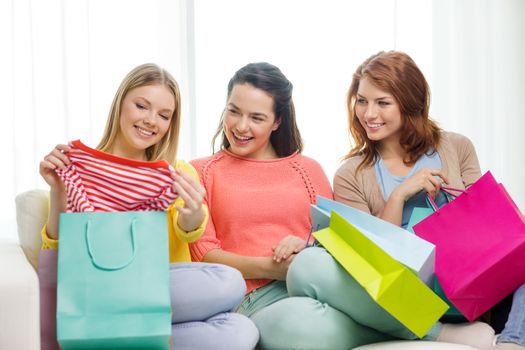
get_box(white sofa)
[0,189,480,350]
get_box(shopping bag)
[311,196,435,286]
[57,211,171,350]
[314,211,448,338]
[413,171,525,321]
[408,206,466,322]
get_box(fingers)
[273,236,305,262]
[427,176,442,198]
[429,169,449,185]
[424,169,448,199]
[43,144,71,170]
[274,243,294,263]
[172,170,205,211]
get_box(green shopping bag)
[57,211,172,350]
[314,211,448,338]
[407,206,467,323]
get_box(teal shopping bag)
[57,211,172,350]
[407,206,467,323]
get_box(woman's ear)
[272,118,281,131]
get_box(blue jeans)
[497,283,525,346]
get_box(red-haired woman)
[332,50,525,350]
[267,51,498,350]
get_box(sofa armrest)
[0,239,40,350]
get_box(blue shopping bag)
[311,196,435,285]
[57,211,171,350]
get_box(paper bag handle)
[85,218,137,271]
[426,186,468,214]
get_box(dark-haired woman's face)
[223,83,281,159]
[355,77,402,145]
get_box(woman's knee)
[203,263,246,309]
[287,247,337,297]
[251,296,391,350]
[172,312,258,350]
[170,263,246,321]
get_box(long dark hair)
[212,62,303,157]
[345,51,441,170]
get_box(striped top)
[56,140,178,212]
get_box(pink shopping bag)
[413,171,525,321]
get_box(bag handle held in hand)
[426,186,468,214]
[85,218,137,271]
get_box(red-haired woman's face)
[355,77,402,145]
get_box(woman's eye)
[379,101,391,106]
[356,98,367,105]
[136,103,146,110]
[252,117,263,122]
[227,108,239,115]
[159,114,170,121]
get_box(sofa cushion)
[15,189,49,269]
[353,340,476,349]
[0,239,40,349]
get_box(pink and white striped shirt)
[56,140,178,212]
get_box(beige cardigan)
[333,131,482,216]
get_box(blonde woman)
[38,63,258,350]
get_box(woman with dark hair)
[189,62,342,349]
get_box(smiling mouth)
[366,122,385,128]
[233,133,254,142]
[135,126,156,136]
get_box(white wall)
[432,0,525,210]
[1,0,523,238]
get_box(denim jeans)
[497,283,525,346]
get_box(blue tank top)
[374,151,448,229]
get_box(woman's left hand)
[272,235,306,263]
[172,170,206,232]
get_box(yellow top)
[40,160,208,263]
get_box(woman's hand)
[392,168,449,202]
[272,235,306,263]
[39,144,71,190]
[39,144,70,240]
[172,170,206,232]
[267,255,296,280]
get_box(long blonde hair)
[97,63,181,163]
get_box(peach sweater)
[190,150,333,293]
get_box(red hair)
[345,51,441,171]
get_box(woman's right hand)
[267,255,296,281]
[39,144,71,189]
[392,168,449,202]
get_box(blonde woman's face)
[354,77,402,145]
[113,84,175,160]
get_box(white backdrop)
[1,0,523,238]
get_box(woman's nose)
[235,116,249,132]
[143,113,156,126]
[364,104,378,119]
